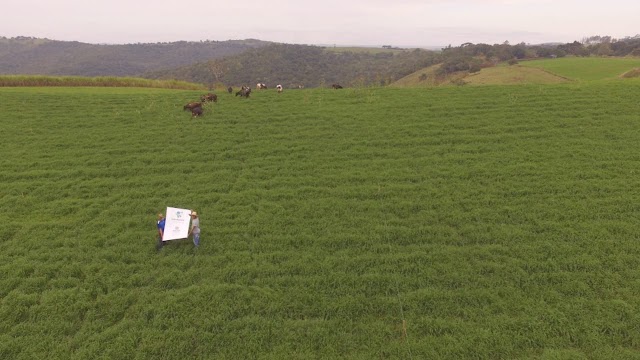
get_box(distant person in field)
[189,211,200,248]
[156,213,166,250]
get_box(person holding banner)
[189,211,200,247]
[156,213,166,250]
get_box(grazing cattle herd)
[183,82,343,118]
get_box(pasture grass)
[2,82,640,358]
[521,57,640,81]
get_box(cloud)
[1,0,637,46]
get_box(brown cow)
[201,93,218,103]
[184,102,202,110]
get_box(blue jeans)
[193,233,200,247]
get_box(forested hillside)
[0,37,270,76]
[143,43,441,88]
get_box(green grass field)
[2,82,640,359]
[521,57,640,81]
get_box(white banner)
[162,207,192,241]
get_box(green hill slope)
[392,56,640,87]
[2,82,640,358]
[520,57,640,81]
[388,63,567,87]
[388,64,451,87]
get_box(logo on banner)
[162,207,192,241]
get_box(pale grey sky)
[1,0,638,46]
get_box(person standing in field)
[189,211,200,248]
[156,213,166,250]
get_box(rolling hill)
[391,57,640,87]
[463,65,569,85]
[0,37,271,77]
[143,43,440,88]
[519,57,640,81]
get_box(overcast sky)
[1,0,638,47]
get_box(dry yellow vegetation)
[390,64,569,87]
[464,65,569,85]
[621,68,640,78]
[390,64,467,87]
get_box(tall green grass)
[1,83,640,358]
[0,75,205,90]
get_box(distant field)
[2,83,640,359]
[520,57,640,81]
[464,65,568,85]
[393,57,640,87]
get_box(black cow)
[191,106,203,117]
